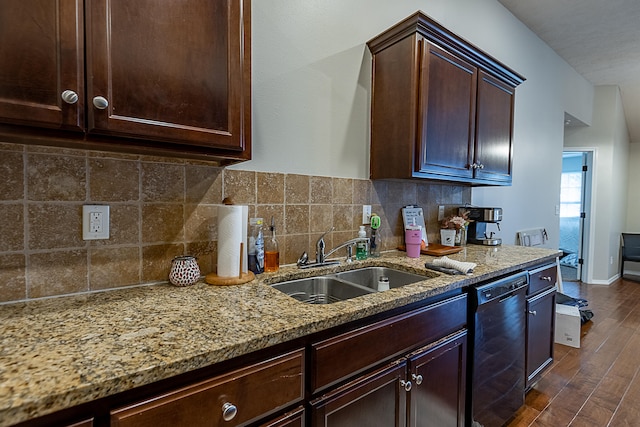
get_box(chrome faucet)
[315,227,334,264]
[297,227,369,269]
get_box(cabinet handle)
[528,310,537,316]
[399,379,412,392]
[92,96,109,110]
[61,90,79,105]
[221,402,237,421]
[477,163,485,169]
[541,276,553,282]
[411,373,423,385]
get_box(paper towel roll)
[217,205,248,277]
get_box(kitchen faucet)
[297,227,369,269]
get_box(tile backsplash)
[0,142,470,303]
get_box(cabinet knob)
[411,373,423,385]
[541,276,553,282]
[221,402,237,421]
[528,310,537,316]
[61,90,79,105]
[399,379,412,392]
[92,96,109,110]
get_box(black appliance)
[469,271,528,427]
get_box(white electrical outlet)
[362,205,372,224]
[83,205,110,240]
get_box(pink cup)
[405,226,422,258]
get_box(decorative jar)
[169,256,201,287]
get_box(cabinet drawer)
[528,263,557,296]
[111,349,304,427]
[259,406,305,427]
[311,294,467,393]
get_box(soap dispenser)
[356,225,369,260]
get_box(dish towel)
[432,256,476,274]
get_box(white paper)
[217,205,248,277]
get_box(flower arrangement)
[441,210,472,230]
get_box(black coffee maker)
[463,207,503,246]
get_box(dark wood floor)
[508,276,640,426]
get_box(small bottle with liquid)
[264,217,280,272]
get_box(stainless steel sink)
[270,276,375,304]
[331,267,429,290]
[270,266,434,304]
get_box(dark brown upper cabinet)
[367,11,524,185]
[0,0,251,164]
[0,0,85,131]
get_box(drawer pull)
[400,379,412,392]
[528,310,537,316]
[222,402,237,421]
[541,276,553,282]
[411,374,423,385]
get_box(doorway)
[559,151,592,282]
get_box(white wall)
[233,0,597,260]
[624,142,640,276]
[627,143,640,231]
[565,86,630,283]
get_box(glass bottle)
[264,217,280,272]
[248,218,264,274]
[369,213,382,257]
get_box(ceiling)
[498,0,640,142]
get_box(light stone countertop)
[0,244,559,427]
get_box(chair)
[621,233,640,277]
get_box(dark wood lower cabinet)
[110,349,304,427]
[408,331,467,427]
[311,330,467,427]
[260,406,305,427]
[311,362,408,427]
[525,286,556,388]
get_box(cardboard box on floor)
[555,304,581,348]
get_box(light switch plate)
[83,205,109,240]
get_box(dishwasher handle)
[499,292,519,303]
[477,280,528,305]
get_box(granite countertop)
[0,245,559,426]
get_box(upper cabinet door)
[474,71,516,183]
[0,0,85,130]
[86,0,250,154]
[417,42,477,180]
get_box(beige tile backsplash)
[0,142,470,303]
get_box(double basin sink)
[270,266,434,305]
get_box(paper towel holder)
[206,241,255,286]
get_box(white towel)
[432,256,476,274]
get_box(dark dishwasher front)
[470,271,528,427]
